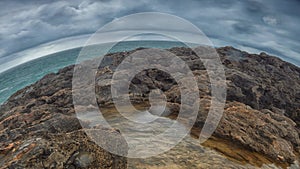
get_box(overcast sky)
[0,0,300,73]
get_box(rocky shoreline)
[1,46,300,168]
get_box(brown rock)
[1,46,300,167]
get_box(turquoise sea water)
[0,41,192,105]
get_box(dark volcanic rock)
[218,47,300,125]
[91,46,300,165]
[0,66,127,168]
[1,46,300,167]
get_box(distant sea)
[0,41,194,105]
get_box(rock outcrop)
[195,99,300,164]
[0,66,127,169]
[1,46,300,168]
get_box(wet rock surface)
[0,46,300,168]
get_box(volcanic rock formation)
[0,46,300,168]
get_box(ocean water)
[0,41,192,105]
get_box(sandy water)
[78,105,297,169]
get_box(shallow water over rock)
[80,105,299,169]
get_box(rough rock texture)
[219,102,300,163]
[0,130,126,169]
[91,46,300,165]
[194,98,300,164]
[0,66,127,169]
[219,47,300,125]
[1,46,300,168]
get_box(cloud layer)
[0,0,299,72]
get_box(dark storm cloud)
[0,0,299,70]
[0,0,151,58]
[232,21,257,34]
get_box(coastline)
[1,45,300,168]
